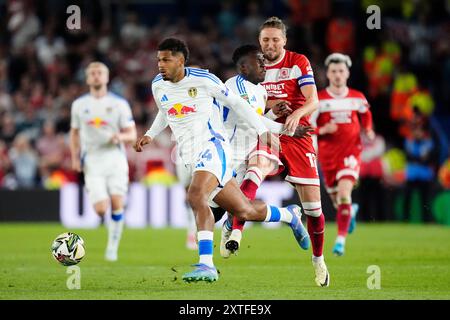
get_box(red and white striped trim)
[325,185,338,194]
[244,166,263,184]
[302,201,322,217]
[336,169,359,181]
[285,176,320,186]
[248,150,283,166]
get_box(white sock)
[312,255,324,264]
[108,209,124,251]
[264,205,294,223]
[336,235,346,245]
[198,230,214,268]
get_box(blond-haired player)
[70,62,137,261]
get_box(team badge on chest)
[188,87,197,98]
[279,68,290,80]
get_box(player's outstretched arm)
[134,110,168,152]
[111,125,137,145]
[219,89,268,136]
[285,84,319,132]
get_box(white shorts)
[175,155,192,188]
[184,138,234,203]
[82,149,129,204]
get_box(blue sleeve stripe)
[297,74,314,80]
[236,75,247,95]
[152,74,163,84]
[189,70,221,85]
[299,82,315,88]
[212,98,221,110]
[229,125,237,142]
[223,106,230,122]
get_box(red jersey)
[261,50,315,126]
[314,87,373,172]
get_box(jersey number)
[306,152,319,175]
[201,149,213,161]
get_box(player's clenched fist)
[134,135,152,152]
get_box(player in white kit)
[69,62,137,261]
[134,38,309,283]
[220,45,312,257]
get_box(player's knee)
[233,203,255,221]
[337,192,351,205]
[186,188,208,209]
[302,201,322,217]
[94,203,108,217]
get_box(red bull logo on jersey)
[167,103,197,118]
[87,117,108,128]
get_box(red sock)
[337,203,352,237]
[307,214,325,257]
[232,170,262,231]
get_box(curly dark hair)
[232,44,260,65]
[157,38,189,63]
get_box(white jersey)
[148,67,268,165]
[70,92,134,157]
[70,91,134,203]
[223,75,268,162]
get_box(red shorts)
[320,153,361,194]
[279,135,320,186]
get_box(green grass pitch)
[0,222,449,299]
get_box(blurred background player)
[312,53,375,256]
[259,17,329,286]
[134,38,309,283]
[69,62,137,261]
[220,44,311,257]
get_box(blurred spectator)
[7,0,41,52]
[242,1,265,40]
[326,17,355,56]
[15,106,41,140]
[0,85,14,113]
[0,140,11,186]
[403,114,436,222]
[8,134,38,188]
[36,121,64,179]
[0,112,17,146]
[357,133,387,221]
[217,1,239,37]
[120,12,147,47]
[35,25,66,69]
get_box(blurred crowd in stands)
[0,0,449,222]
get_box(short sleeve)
[295,55,316,88]
[358,94,370,113]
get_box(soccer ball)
[51,232,85,266]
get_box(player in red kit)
[312,53,375,256]
[258,17,329,287]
